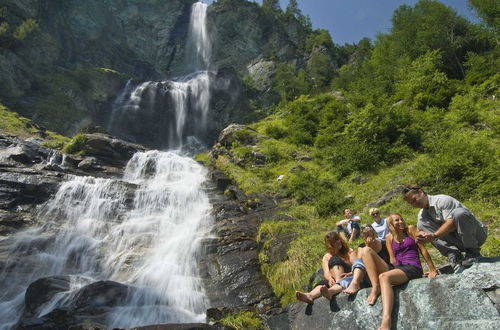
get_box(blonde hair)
[387,213,408,238]
[369,208,379,216]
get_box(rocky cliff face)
[0,0,306,145]
[0,133,282,329]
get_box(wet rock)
[200,179,280,316]
[24,276,72,316]
[81,133,147,168]
[211,170,232,192]
[77,157,98,170]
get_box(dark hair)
[402,185,423,195]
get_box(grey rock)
[77,157,98,170]
[367,185,405,208]
[287,259,500,330]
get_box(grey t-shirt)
[417,194,469,230]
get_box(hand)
[424,270,438,278]
[415,231,434,244]
[328,277,336,286]
[338,272,352,280]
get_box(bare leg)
[330,265,346,282]
[343,267,365,294]
[320,284,342,300]
[349,228,359,243]
[360,247,390,305]
[378,269,408,330]
[295,284,323,304]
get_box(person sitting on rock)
[358,225,393,305]
[369,208,389,241]
[336,208,361,243]
[295,232,368,304]
[377,213,438,330]
[402,185,488,273]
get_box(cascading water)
[0,2,217,328]
[108,2,212,150]
[0,151,212,328]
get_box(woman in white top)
[369,208,389,241]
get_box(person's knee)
[379,272,389,282]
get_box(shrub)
[62,133,87,155]
[220,311,266,330]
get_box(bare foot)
[295,291,313,304]
[319,285,333,300]
[343,281,360,295]
[378,317,391,330]
[367,288,380,305]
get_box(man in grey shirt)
[402,185,488,272]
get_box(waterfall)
[107,2,212,149]
[0,151,213,328]
[0,3,217,327]
[188,1,212,70]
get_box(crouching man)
[402,185,488,273]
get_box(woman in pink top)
[378,213,438,330]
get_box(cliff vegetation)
[206,0,500,306]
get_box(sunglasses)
[371,212,379,216]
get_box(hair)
[325,232,349,257]
[386,213,408,238]
[369,207,379,216]
[361,225,376,239]
[343,208,353,215]
[402,184,425,197]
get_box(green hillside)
[204,0,500,305]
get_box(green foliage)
[194,152,212,166]
[468,0,500,32]
[209,0,500,309]
[395,50,455,110]
[12,18,38,40]
[220,311,266,330]
[273,63,310,102]
[0,104,69,148]
[62,133,87,155]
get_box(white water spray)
[188,2,212,69]
[0,151,213,328]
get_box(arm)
[417,218,456,244]
[336,219,348,226]
[385,234,396,265]
[351,216,361,223]
[322,253,335,286]
[409,226,438,277]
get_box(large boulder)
[283,259,500,330]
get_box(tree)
[286,0,300,18]
[468,0,500,32]
[262,0,280,11]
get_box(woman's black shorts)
[395,264,423,280]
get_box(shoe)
[448,253,465,274]
[462,248,482,267]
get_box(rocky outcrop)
[1,0,309,141]
[279,259,500,330]
[201,172,281,317]
[0,133,144,235]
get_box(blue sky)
[205,0,478,44]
